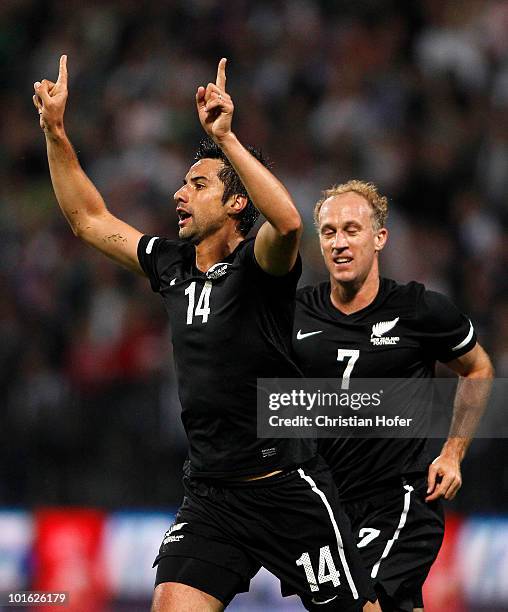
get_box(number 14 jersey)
[138,235,313,480]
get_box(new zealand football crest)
[206,262,231,280]
[370,317,400,346]
[162,522,187,545]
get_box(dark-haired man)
[293,180,493,611]
[34,57,374,611]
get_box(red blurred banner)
[33,509,108,612]
[423,513,465,612]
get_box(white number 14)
[296,545,341,592]
[185,281,212,324]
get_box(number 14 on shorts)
[296,545,341,592]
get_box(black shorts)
[154,456,374,608]
[343,475,445,612]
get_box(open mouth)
[333,257,353,265]
[177,210,192,227]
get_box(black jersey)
[293,278,477,501]
[138,235,314,479]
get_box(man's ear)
[226,194,248,216]
[374,227,388,251]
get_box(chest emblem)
[370,316,400,346]
[206,262,231,280]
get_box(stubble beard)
[179,222,201,244]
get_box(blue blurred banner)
[0,509,506,611]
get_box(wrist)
[213,131,237,149]
[440,439,467,462]
[44,123,66,142]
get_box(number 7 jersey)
[293,278,477,501]
[138,235,314,479]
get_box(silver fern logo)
[206,262,231,280]
[163,522,188,545]
[370,317,400,345]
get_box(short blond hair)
[314,180,388,231]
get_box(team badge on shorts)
[162,522,188,545]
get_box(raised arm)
[196,58,302,276]
[426,343,494,502]
[33,55,144,274]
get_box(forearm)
[34,56,144,274]
[45,128,108,236]
[441,362,494,461]
[216,132,301,234]
[439,437,469,463]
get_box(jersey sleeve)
[238,237,302,290]
[137,235,180,293]
[417,290,477,362]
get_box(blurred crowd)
[1,0,507,510]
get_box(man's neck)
[194,226,244,272]
[330,268,380,315]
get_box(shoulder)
[382,277,468,329]
[402,282,476,360]
[416,287,469,331]
[137,235,192,292]
[239,237,302,287]
[382,278,424,304]
[234,236,256,261]
[296,282,329,306]
[138,235,188,258]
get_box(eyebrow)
[320,220,363,231]
[183,175,210,185]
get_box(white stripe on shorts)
[370,484,414,579]
[298,468,359,600]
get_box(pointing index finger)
[56,54,68,87]
[216,58,227,90]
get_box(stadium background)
[1,0,507,610]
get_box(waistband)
[341,472,427,507]
[184,456,320,490]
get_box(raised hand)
[33,54,68,133]
[196,58,234,142]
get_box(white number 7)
[337,349,359,390]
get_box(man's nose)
[174,185,188,204]
[332,231,348,250]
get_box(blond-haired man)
[293,180,493,611]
